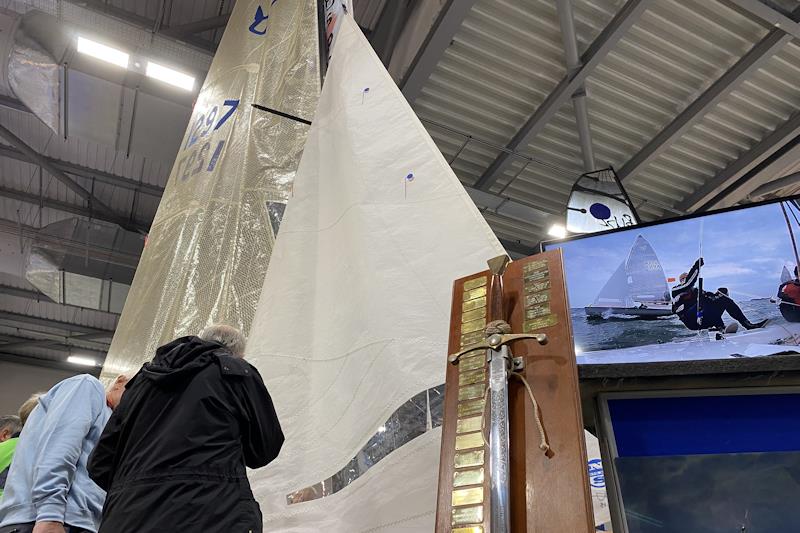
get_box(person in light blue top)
[0,373,128,533]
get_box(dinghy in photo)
[585,234,673,318]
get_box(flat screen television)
[542,195,800,365]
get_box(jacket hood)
[141,336,227,386]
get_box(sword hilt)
[448,332,548,365]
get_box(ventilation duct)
[0,9,64,132]
[15,218,140,313]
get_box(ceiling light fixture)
[67,355,97,367]
[77,36,130,68]
[547,224,567,239]
[146,61,195,91]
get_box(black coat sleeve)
[88,404,124,491]
[235,365,284,469]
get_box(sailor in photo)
[777,266,800,322]
[672,258,767,331]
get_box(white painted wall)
[0,362,82,416]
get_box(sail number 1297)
[176,99,240,182]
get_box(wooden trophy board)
[435,249,594,533]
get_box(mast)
[781,202,800,277]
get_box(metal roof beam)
[676,111,800,211]
[556,0,596,172]
[0,331,110,350]
[0,218,141,270]
[618,9,800,182]
[0,124,147,234]
[749,171,800,199]
[498,238,537,257]
[0,185,151,231]
[474,0,652,191]
[726,0,800,40]
[0,144,164,197]
[0,310,114,335]
[0,284,121,317]
[400,0,479,102]
[66,0,218,53]
[162,14,231,37]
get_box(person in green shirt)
[0,394,41,499]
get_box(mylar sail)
[102,0,320,379]
[245,14,504,531]
[782,265,793,284]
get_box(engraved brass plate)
[462,297,486,313]
[463,277,487,291]
[523,269,549,283]
[452,527,483,533]
[461,317,486,334]
[462,286,487,302]
[526,303,551,319]
[458,383,484,401]
[525,279,551,294]
[459,354,485,372]
[523,260,547,273]
[452,487,484,507]
[456,415,482,434]
[460,330,484,347]
[454,449,484,468]
[525,291,550,306]
[459,368,485,385]
[458,398,485,417]
[461,307,487,323]
[452,506,484,527]
[455,431,484,451]
[524,314,558,332]
[453,467,484,488]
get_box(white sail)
[592,260,629,307]
[566,170,638,234]
[782,265,793,284]
[590,234,668,309]
[245,14,504,531]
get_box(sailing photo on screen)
[547,197,800,364]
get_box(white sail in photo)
[245,14,503,531]
[586,234,672,318]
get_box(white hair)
[0,415,21,435]
[198,324,246,357]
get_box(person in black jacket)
[671,258,767,331]
[87,325,283,533]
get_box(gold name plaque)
[461,307,487,323]
[451,505,484,527]
[453,467,484,488]
[463,277,487,291]
[454,449,484,469]
[454,432,483,451]
[459,355,485,372]
[461,317,486,334]
[462,286,487,302]
[456,416,482,434]
[458,383,484,401]
[452,527,483,533]
[457,398,484,417]
[462,296,487,313]
[452,487,483,507]
[459,368,485,385]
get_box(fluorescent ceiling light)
[77,36,129,68]
[67,355,97,367]
[547,224,567,239]
[146,61,195,91]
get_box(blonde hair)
[18,393,43,426]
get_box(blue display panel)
[606,392,800,533]
[609,393,800,457]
